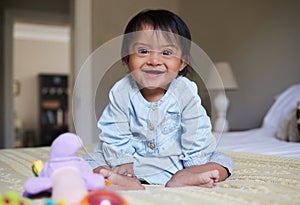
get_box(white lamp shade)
[206,62,238,90]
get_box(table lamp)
[206,62,238,132]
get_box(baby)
[85,9,233,190]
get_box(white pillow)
[263,84,300,131]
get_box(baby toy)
[0,192,31,205]
[31,160,43,177]
[80,190,129,205]
[23,133,105,197]
[51,166,88,204]
[43,189,128,205]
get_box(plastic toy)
[51,166,88,204]
[24,133,105,197]
[0,191,31,205]
[31,160,43,177]
[80,190,129,205]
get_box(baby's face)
[127,28,187,90]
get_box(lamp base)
[213,92,229,133]
[214,117,229,133]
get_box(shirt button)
[151,105,157,111]
[149,124,154,130]
[149,143,155,150]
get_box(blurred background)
[0,0,299,148]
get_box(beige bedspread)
[0,147,299,205]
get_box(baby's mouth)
[143,70,165,75]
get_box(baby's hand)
[112,163,135,177]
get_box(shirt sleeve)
[95,84,135,167]
[178,81,216,167]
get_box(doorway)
[4,9,71,148]
[13,22,71,147]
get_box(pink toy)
[23,133,105,197]
[51,166,88,204]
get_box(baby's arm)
[99,169,144,190]
[179,81,216,167]
[98,82,136,169]
[93,163,135,177]
[93,165,111,174]
[93,164,144,190]
[112,163,135,177]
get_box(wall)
[0,2,4,147]
[91,0,180,49]
[13,38,70,144]
[180,0,300,129]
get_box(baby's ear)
[179,60,187,72]
[122,56,130,65]
[180,55,190,70]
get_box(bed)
[217,128,300,158]
[1,84,300,205]
[217,83,300,158]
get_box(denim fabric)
[85,74,224,184]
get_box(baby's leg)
[165,169,219,188]
[99,169,145,190]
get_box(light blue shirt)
[86,74,216,185]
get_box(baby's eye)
[137,48,149,54]
[162,49,173,56]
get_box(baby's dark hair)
[121,9,192,76]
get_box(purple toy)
[23,133,105,196]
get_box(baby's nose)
[147,51,163,65]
